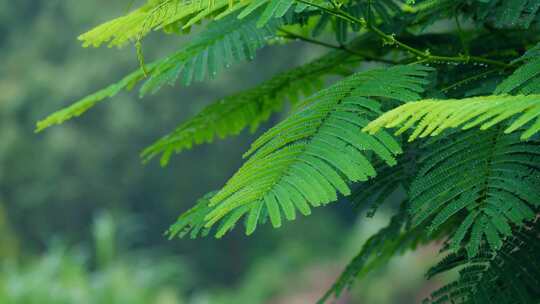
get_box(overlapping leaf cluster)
[38,0,540,303]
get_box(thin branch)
[278,29,397,64]
[441,68,499,93]
[278,29,344,51]
[294,0,514,69]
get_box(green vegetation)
[0,213,188,304]
[4,0,540,303]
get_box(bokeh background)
[0,1,444,303]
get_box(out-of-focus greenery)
[0,210,439,304]
[0,0,325,278]
[0,213,188,304]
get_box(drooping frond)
[313,0,403,43]
[495,43,540,95]
[35,68,147,132]
[167,192,215,239]
[348,150,418,218]
[364,94,540,141]
[79,0,316,48]
[319,204,426,304]
[80,0,202,48]
[424,220,540,304]
[407,128,540,257]
[35,11,281,132]
[138,10,283,94]
[141,48,356,166]
[169,65,432,238]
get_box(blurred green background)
[0,1,443,303]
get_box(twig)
[441,68,499,93]
[294,0,514,69]
[278,29,397,64]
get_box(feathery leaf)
[36,11,281,132]
[169,65,432,238]
[496,43,540,95]
[364,94,540,141]
[142,47,356,166]
[407,128,540,257]
[78,0,317,48]
[425,221,540,304]
[319,204,426,303]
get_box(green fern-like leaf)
[167,192,215,239]
[139,10,283,94]
[168,65,432,238]
[79,0,318,48]
[495,43,540,95]
[141,47,356,166]
[348,150,418,217]
[364,94,540,141]
[35,11,282,132]
[319,203,426,303]
[79,0,202,48]
[314,0,402,43]
[424,220,540,304]
[407,128,540,257]
[35,68,148,132]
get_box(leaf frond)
[407,128,540,257]
[141,47,356,165]
[169,65,432,238]
[36,11,281,132]
[496,43,540,95]
[425,220,540,304]
[364,94,540,141]
[319,203,427,303]
[79,0,317,48]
